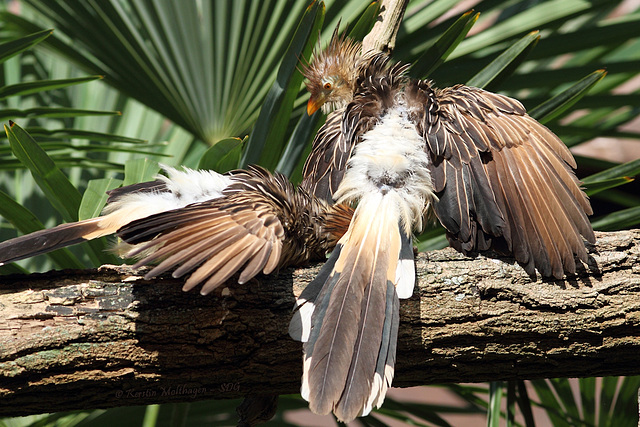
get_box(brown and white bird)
[290,33,596,422]
[0,165,352,294]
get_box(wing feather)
[117,170,293,292]
[413,82,594,277]
[197,235,261,294]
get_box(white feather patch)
[288,298,316,342]
[333,105,435,236]
[395,258,416,298]
[363,364,395,415]
[160,165,233,203]
[378,364,395,408]
[99,166,233,232]
[363,372,383,416]
[301,355,313,402]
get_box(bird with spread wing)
[0,27,596,425]
[289,31,596,422]
[0,164,352,294]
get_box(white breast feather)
[334,107,435,234]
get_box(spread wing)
[408,81,595,278]
[117,165,352,294]
[119,190,285,295]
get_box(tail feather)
[365,281,399,413]
[294,195,407,422]
[395,232,415,298]
[306,265,364,414]
[299,249,344,403]
[289,244,343,342]
[334,245,390,421]
[0,218,106,265]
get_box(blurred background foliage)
[0,0,638,425]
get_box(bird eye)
[323,82,332,90]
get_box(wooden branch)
[362,0,409,54]
[0,230,639,417]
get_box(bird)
[0,164,353,294]
[289,31,596,422]
[0,29,597,423]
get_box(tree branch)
[0,230,639,416]
[362,0,409,54]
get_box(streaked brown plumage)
[0,27,598,424]
[303,27,363,116]
[411,81,594,277]
[0,165,352,294]
[291,32,596,422]
[119,165,352,293]
[302,35,595,278]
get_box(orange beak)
[306,94,323,116]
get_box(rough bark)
[0,229,638,417]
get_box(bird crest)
[303,27,363,114]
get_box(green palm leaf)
[0,28,51,63]
[239,0,324,169]
[529,69,608,122]
[5,120,83,222]
[9,1,324,146]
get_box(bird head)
[303,31,362,115]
